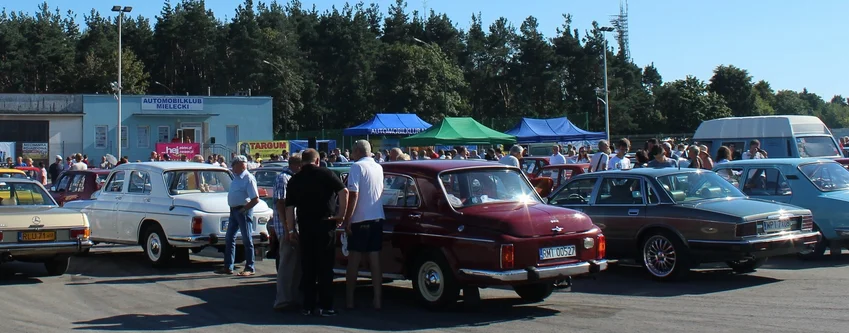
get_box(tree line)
[2,0,847,137]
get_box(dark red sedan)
[49,169,111,206]
[334,160,607,309]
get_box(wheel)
[513,283,554,302]
[173,248,191,264]
[76,247,91,257]
[44,256,70,276]
[798,226,827,260]
[142,225,173,267]
[726,258,767,273]
[641,231,690,281]
[234,247,246,264]
[411,254,460,309]
[190,247,203,254]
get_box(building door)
[226,125,239,152]
[181,122,202,144]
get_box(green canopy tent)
[399,117,517,146]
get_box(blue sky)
[7,0,847,99]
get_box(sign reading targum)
[238,141,289,160]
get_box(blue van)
[693,115,841,159]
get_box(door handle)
[115,196,123,201]
[144,197,151,202]
[628,209,639,216]
[408,213,422,219]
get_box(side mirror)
[541,197,549,204]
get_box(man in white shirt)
[334,148,349,162]
[69,153,88,171]
[589,140,610,172]
[608,138,632,170]
[742,139,767,159]
[342,140,385,310]
[549,145,567,165]
[499,145,523,168]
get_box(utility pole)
[112,5,132,158]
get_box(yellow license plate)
[20,231,56,242]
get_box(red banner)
[155,143,201,157]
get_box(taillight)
[192,217,203,235]
[801,216,814,231]
[597,234,606,259]
[500,244,514,269]
[70,228,90,240]
[736,222,757,237]
[0,231,4,242]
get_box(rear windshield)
[797,136,840,158]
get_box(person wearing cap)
[215,155,260,276]
[48,155,63,184]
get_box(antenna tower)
[610,0,630,60]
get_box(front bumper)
[0,239,94,257]
[458,259,608,283]
[688,231,821,261]
[168,233,269,248]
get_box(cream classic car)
[64,162,272,266]
[0,179,93,276]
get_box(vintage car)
[519,156,550,179]
[63,162,272,266]
[835,158,849,170]
[49,169,111,206]
[0,168,27,179]
[15,166,43,182]
[548,168,820,281]
[0,179,93,275]
[334,160,607,308]
[537,163,590,191]
[714,158,849,258]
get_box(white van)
[693,115,841,158]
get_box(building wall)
[81,95,273,161]
[0,115,83,162]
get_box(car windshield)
[253,170,281,187]
[163,170,232,195]
[0,182,55,206]
[656,171,745,203]
[797,136,841,158]
[799,162,849,192]
[0,172,26,179]
[439,169,541,208]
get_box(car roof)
[572,167,708,178]
[542,163,589,169]
[252,167,287,171]
[718,158,835,167]
[0,178,41,184]
[65,169,111,174]
[382,160,514,175]
[113,162,228,172]
[0,168,25,174]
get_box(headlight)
[257,217,269,225]
[583,237,595,249]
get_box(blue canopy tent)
[343,113,432,138]
[504,117,607,143]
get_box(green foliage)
[708,65,756,117]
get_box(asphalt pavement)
[1,245,848,333]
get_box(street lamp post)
[112,5,132,159]
[154,81,174,94]
[599,26,614,143]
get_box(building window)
[137,126,150,148]
[121,126,128,149]
[95,125,108,149]
[158,126,170,143]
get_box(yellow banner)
[238,140,289,160]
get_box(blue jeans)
[224,207,255,271]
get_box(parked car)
[63,162,272,266]
[520,156,551,179]
[537,163,590,192]
[14,166,43,182]
[548,168,820,280]
[0,178,93,275]
[251,167,288,207]
[694,115,841,158]
[834,158,849,170]
[49,169,111,206]
[0,168,27,179]
[334,160,607,308]
[714,158,849,258]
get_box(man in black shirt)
[284,149,348,317]
[48,155,63,184]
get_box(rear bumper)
[832,228,849,239]
[688,231,820,261]
[167,233,269,248]
[458,259,608,283]
[0,239,93,257]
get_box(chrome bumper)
[459,259,608,282]
[0,239,94,256]
[168,233,269,248]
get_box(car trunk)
[460,203,595,237]
[0,207,85,229]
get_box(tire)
[798,226,827,260]
[411,253,460,309]
[514,283,554,302]
[142,225,173,267]
[641,231,691,281]
[76,247,91,257]
[190,247,203,254]
[726,258,767,273]
[234,247,246,264]
[44,256,70,276]
[173,248,191,264]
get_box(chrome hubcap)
[644,235,676,277]
[418,262,443,302]
[148,233,161,261]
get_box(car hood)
[0,206,88,229]
[172,193,271,214]
[459,202,595,237]
[679,197,810,221]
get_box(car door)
[117,170,152,241]
[585,176,647,258]
[63,173,88,204]
[375,174,423,275]
[741,166,793,203]
[548,177,599,213]
[50,172,73,205]
[90,171,126,241]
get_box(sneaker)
[301,309,313,316]
[319,309,337,317]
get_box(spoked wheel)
[726,258,767,274]
[143,226,173,267]
[412,254,459,310]
[642,231,690,281]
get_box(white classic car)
[0,179,93,275]
[64,162,272,266]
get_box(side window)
[743,168,791,196]
[550,178,597,205]
[55,175,72,191]
[381,175,420,208]
[105,172,125,193]
[646,181,660,204]
[716,167,744,188]
[69,174,87,193]
[127,171,151,194]
[595,178,643,205]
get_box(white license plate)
[539,245,576,260]
[762,220,793,233]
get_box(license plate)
[20,231,56,242]
[762,220,793,233]
[539,245,576,260]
